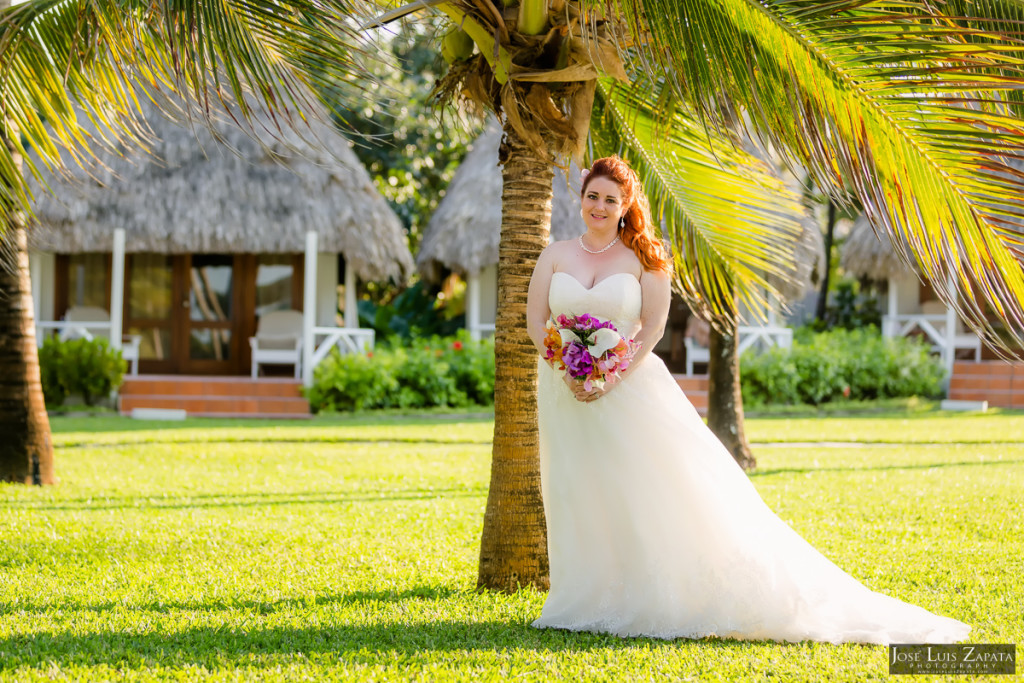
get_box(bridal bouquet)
[543,314,640,391]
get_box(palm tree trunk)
[815,200,836,323]
[0,119,55,484]
[477,123,552,592]
[706,319,755,471]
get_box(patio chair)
[60,305,141,375]
[250,310,304,378]
[684,336,710,377]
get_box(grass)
[0,410,1020,681]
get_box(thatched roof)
[767,213,826,303]
[839,213,911,281]
[417,125,582,280]
[27,93,412,282]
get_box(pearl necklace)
[579,233,620,255]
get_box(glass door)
[183,254,239,374]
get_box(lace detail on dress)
[533,273,970,644]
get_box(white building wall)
[28,251,55,324]
[891,271,920,314]
[316,252,338,327]
[480,264,497,326]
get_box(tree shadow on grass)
[0,603,821,671]
[2,487,487,512]
[749,458,1024,478]
[0,587,465,616]
[58,436,493,449]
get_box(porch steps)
[947,361,1024,409]
[119,375,310,418]
[673,374,708,416]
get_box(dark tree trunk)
[0,126,55,483]
[706,319,755,471]
[476,123,552,592]
[815,200,836,323]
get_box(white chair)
[61,306,141,375]
[684,336,710,376]
[250,310,304,378]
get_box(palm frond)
[608,0,1024,355]
[0,0,375,222]
[590,76,807,324]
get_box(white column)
[885,276,898,337]
[467,271,481,341]
[944,274,957,380]
[344,258,357,329]
[109,228,126,350]
[29,251,41,322]
[302,231,318,386]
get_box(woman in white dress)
[524,156,970,644]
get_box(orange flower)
[543,322,566,368]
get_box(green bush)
[741,327,944,408]
[38,336,126,407]
[307,331,494,413]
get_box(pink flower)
[453,341,463,351]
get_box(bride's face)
[581,176,626,231]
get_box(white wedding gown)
[533,271,970,644]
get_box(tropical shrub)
[307,331,494,412]
[741,327,944,408]
[38,336,126,407]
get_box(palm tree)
[371,1,1024,591]
[4,2,1024,596]
[0,0,368,484]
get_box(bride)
[524,155,970,644]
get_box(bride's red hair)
[581,156,670,274]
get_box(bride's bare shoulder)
[537,239,576,265]
[545,239,578,254]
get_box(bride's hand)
[568,376,617,402]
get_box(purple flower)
[562,341,594,378]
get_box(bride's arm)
[625,268,672,374]
[526,244,558,355]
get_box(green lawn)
[1,412,1020,681]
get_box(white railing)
[737,325,793,355]
[470,322,496,340]
[34,320,141,375]
[35,320,112,345]
[882,314,981,361]
[309,327,375,370]
[683,325,793,376]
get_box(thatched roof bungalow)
[28,93,412,380]
[839,214,983,368]
[417,125,582,283]
[416,124,583,339]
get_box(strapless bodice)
[548,271,642,339]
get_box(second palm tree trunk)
[707,320,756,471]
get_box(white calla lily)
[559,328,582,346]
[589,328,622,357]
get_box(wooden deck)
[119,375,310,418]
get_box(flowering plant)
[543,313,640,391]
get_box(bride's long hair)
[582,156,670,273]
